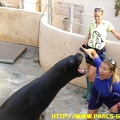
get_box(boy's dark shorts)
[85,46,106,66]
[88,85,120,113]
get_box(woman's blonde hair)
[104,58,120,91]
[104,58,120,82]
[94,7,105,15]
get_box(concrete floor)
[0,42,108,120]
[0,42,45,105]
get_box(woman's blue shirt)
[93,57,120,98]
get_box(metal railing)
[19,0,120,33]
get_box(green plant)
[115,0,120,17]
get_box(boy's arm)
[81,47,98,59]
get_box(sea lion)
[0,53,86,120]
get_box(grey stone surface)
[0,42,27,63]
[0,43,44,105]
[45,84,108,120]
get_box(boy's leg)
[82,77,89,98]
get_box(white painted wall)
[23,0,36,12]
[73,0,120,42]
[49,0,120,42]
[4,0,119,41]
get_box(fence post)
[48,0,52,25]
[36,0,41,12]
[19,0,24,9]
[67,6,73,32]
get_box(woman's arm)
[111,29,120,40]
[81,47,98,59]
[109,103,119,113]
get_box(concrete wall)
[0,7,43,46]
[39,15,120,88]
[39,15,88,88]
[0,6,119,88]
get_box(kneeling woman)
[81,47,120,119]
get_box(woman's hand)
[81,47,93,58]
[109,104,118,113]
[81,47,98,59]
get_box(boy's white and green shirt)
[88,20,114,50]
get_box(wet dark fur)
[0,53,85,120]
